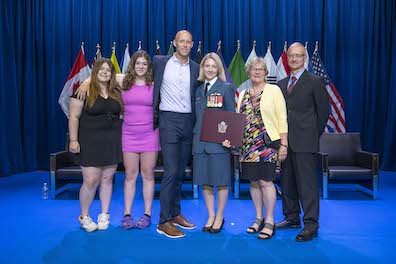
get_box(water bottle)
[42,182,49,199]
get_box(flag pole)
[113,42,116,53]
[315,41,319,53]
[283,41,287,51]
[237,40,241,51]
[268,41,272,52]
[253,40,256,49]
[81,42,85,54]
[305,42,308,49]
[156,40,159,50]
[138,40,142,50]
[217,40,221,51]
[197,41,201,52]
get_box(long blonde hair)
[197,52,226,82]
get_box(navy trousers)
[158,111,193,224]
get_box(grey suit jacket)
[278,70,329,153]
[152,55,201,129]
[192,79,235,154]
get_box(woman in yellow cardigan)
[225,57,288,239]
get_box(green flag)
[167,41,174,55]
[228,49,248,88]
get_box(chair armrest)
[317,152,328,172]
[50,151,76,171]
[356,151,379,174]
[231,151,240,171]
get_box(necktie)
[204,82,210,96]
[288,76,297,94]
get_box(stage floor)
[0,171,394,263]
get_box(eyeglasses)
[287,54,306,59]
[250,67,266,73]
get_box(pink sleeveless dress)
[122,84,160,152]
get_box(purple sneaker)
[135,215,151,229]
[122,215,134,230]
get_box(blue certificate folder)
[200,108,247,147]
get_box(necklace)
[251,83,265,95]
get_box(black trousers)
[280,148,320,231]
[158,111,193,224]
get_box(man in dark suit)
[276,42,329,242]
[153,30,201,238]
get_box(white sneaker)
[97,213,110,230]
[79,215,98,232]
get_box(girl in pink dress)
[120,50,160,229]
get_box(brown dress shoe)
[156,222,185,238]
[172,214,196,230]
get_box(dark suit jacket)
[152,55,201,129]
[278,70,329,153]
[192,79,235,154]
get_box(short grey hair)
[246,57,268,77]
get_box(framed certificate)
[200,108,247,147]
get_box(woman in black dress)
[69,58,123,232]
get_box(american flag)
[310,50,346,133]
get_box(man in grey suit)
[153,30,201,238]
[276,42,329,242]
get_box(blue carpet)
[0,171,395,263]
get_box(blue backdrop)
[1,0,395,176]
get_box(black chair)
[49,135,83,199]
[154,151,198,199]
[49,134,123,199]
[232,152,282,199]
[318,132,379,199]
[50,134,198,199]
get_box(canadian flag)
[58,45,91,118]
[277,43,290,80]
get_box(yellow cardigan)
[237,83,288,141]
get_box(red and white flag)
[310,48,346,133]
[277,42,290,80]
[58,45,91,118]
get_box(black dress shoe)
[209,219,225,234]
[202,225,212,232]
[275,219,301,230]
[295,229,318,242]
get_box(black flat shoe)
[203,216,215,232]
[202,225,212,232]
[295,229,318,242]
[209,219,225,234]
[258,222,276,240]
[275,218,301,230]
